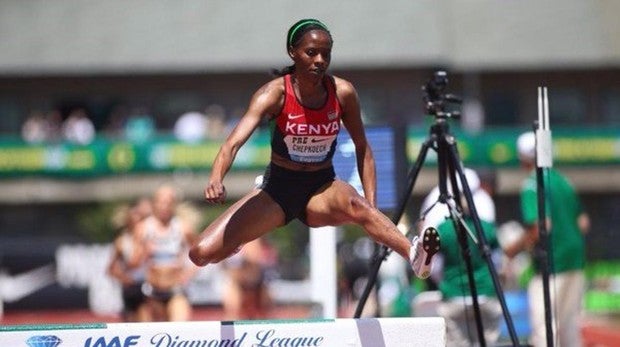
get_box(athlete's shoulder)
[332,75,356,94]
[249,76,286,116]
[331,75,358,108]
[255,76,286,98]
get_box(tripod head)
[422,70,463,119]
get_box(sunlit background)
[1,0,619,343]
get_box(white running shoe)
[409,227,441,279]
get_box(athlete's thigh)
[199,190,285,251]
[305,179,364,227]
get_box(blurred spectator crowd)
[20,103,242,145]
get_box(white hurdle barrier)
[1,317,446,347]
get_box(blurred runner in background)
[222,237,278,320]
[107,197,152,322]
[136,185,199,321]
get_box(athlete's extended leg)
[305,180,439,278]
[189,190,285,266]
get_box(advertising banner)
[406,126,620,167]
[0,318,446,347]
[1,126,618,178]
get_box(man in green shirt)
[435,205,503,346]
[506,132,590,347]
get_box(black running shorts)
[260,162,335,224]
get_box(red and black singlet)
[270,74,342,164]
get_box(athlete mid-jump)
[189,19,439,279]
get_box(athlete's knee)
[188,245,210,266]
[348,195,375,222]
[189,244,222,266]
[189,242,239,266]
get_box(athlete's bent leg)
[305,180,439,278]
[305,181,410,260]
[189,190,285,266]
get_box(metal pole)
[535,86,555,347]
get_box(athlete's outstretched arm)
[336,77,377,207]
[205,80,283,203]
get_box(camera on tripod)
[422,70,462,118]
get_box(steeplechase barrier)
[1,317,445,347]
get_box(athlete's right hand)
[204,181,227,203]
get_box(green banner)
[0,126,618,178]
[407,125,620,167]
[0,132,272,178]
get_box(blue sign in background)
[333,127,397,210]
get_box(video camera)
[422,70,462,118]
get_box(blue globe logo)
[26,335,63,347]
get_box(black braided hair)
[271,19,332,77]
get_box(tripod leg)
[428,128,489,346]
[353,135,434,318]
[446,139,521,347]
[446,198,488,346]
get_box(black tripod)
[353,71,520,347]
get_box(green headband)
[288,20,329,46]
